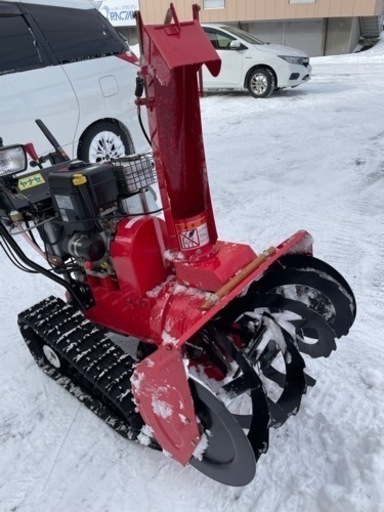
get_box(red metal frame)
[136,4,220,260]
[82,4,314,466]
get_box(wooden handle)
[201,247,276,311]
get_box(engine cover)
[48,163,118,234]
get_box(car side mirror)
[229,40,242,50]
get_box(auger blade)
[214,299,307,427]
[277,254,356,320]
[211,329,270,461]
[250,293,337,358]
[234,308,307,427]
[221,375,271,458]
[260,362,316,387]
[188,378,256,486]
[263,320,306,426]
[251,267,354,338]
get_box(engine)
[0,149,159,271]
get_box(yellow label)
[18,173,45,191]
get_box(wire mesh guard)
[113,153,157,195]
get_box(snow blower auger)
[0,4,356,486]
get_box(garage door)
[248,19,325,57]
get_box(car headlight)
[279,55,308,65]
[0,145,27,176]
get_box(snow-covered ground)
[1,40,384,512]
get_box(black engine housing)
[49,163,119,235]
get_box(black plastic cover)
[48,163,118,235]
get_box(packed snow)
[1,38,384,512]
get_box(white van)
[202,24,312,98]
[0,0,148,163]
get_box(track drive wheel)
[189,378,256,486]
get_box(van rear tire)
[79,121,132,163]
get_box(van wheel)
[79,122,132,163]
[247,68,275,98]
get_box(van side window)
[26,5,126,64]
[0,15,43,75]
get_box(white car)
[202,24,311,98]
[0,0,148,163]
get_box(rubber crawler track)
[17,296,147,443]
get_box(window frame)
[203,0,225,10]
[289,0,316,4]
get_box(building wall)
[139,0,383,24]
[136,0,383,56]
[350,17,361,51]
[247,19,325,56]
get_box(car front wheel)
[79,121,132,163]
[247,68,275,98]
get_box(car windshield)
[219,25,265,45]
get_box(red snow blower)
[0,4,356,486]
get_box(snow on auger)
[0,4,356,486]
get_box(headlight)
[279,55,308,65]
[0,145,27,176]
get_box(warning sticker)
[176,215,210,251]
